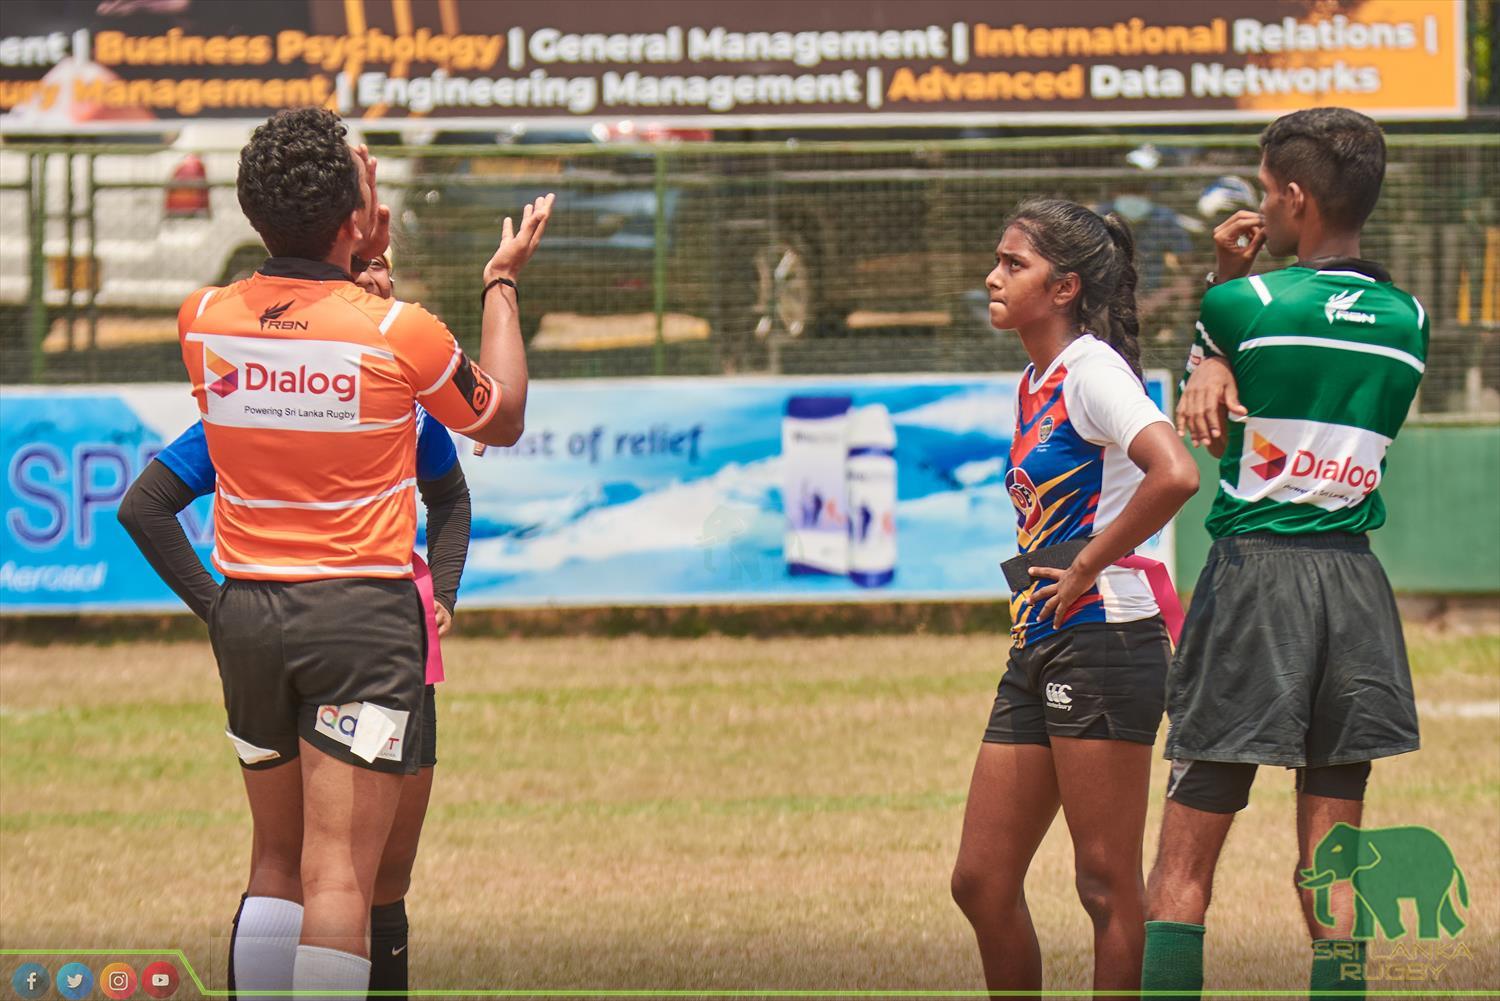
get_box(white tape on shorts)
[349,703,401,763]
[225,728,281,765]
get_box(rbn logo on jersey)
[259,301,310,331]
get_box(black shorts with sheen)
[1165,532,1419,769]
[420,683,437,769]
[985,617,1170,746]
[209,577,428,775]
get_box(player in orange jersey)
[122,249,466,999]
[168,108,549,998]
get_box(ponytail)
[1004,199,1146,382]
[1100,212,1144,382]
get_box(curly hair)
[236,107,362,260]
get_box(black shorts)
[1165,532,1420,769]
[420,684,437,769]
[984,617,1170,746]
[209,577,428,775]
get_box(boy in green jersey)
[1141,108,1427,998]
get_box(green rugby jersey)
[1183,259,1428,539]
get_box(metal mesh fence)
[2,132,1497,415]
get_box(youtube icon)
[141,962,178,999]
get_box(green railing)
[2,132,1497,415]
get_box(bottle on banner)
[782,395,852,576]
[846,404,897,588]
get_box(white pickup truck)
[0,122,407,320]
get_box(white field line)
[1415,699,1500,719]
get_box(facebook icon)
[11,963,50,999]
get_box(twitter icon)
[56,964,92,1000]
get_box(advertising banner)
[0,0,1466,132]
[0,374,1175,613]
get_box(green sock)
[1142,920,1205,999]
[1311,939,1366,995]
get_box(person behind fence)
[153,106,550,1000]
[119,249,466,1000]
[1142,107,1428,1000]
[951,198,1199,997]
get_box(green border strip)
[2,950,1494,998]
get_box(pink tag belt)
[412,553,446,685]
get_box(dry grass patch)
[2,629,1494,993]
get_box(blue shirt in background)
[157,407,460,499]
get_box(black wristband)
[481,276,517,307]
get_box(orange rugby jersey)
[177,259,498,581]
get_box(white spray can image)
[782,395,852,576]
[846,404,897,588]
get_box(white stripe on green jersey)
[1181,260,1427,538]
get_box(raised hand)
[1212,210,1266,282]
[485,193,555,283]
[352,144,391,260]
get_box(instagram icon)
[100,963,137,1000]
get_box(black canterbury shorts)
[208,577,427,775]
[420,684,437,769]
[1165,532,1420,769]
[985,617,1170,746]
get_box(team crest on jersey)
[1038,415,1055,443]
[1005,467,1043,534]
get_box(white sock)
[232,896,303,999]
[293,944,371,1000]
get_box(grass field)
[1,625,1496,996]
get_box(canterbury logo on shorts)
[1045,682,1074,710]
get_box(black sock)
[368,899,409,998]
[227,892,247,994]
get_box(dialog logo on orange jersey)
[191,333,376,432]
[205,347,239,398]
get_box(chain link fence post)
[26,152,46,383]
[653,146,668,376]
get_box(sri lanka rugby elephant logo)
[1299,822,1469,940]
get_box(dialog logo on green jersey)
[1325,289,1377,325]
[1249,432,1287,479]
[1228,416,1388,508]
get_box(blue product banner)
[0,374,1173,613]
[1,386,212,612]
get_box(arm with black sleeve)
[416,463,471,617]
[117,461,220,621]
